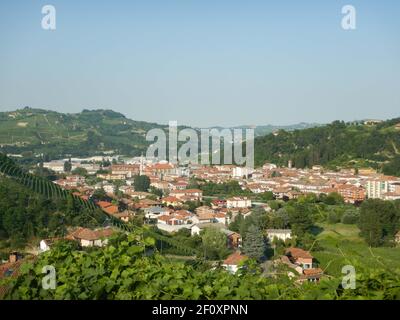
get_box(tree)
[201,227,229,260]
[359,199,399,247]
[133,175,150,192]
[149,186,163,198]
[64,161,72,172]
[324,192,344,205]
[229,213,244,233]
[242,225,266,261]
[288,203,313,237]
[72,167,88,176]
[92,188,108,201]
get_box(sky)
[0,0,399,127]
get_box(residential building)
[66,227,114,247]
[170,189,203,201]
[226,197,252,208]
[222,252,248,274]
[285,248,313,270]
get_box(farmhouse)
[222,251,248,274]
[66,227,114,247]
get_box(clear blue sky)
[0,0,399,127]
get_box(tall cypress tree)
[243,225,266,261]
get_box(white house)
[66,227,114,247]
[222,251,248,274]
[226,197,252,208]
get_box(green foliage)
[323,193,345,206]
[359,199,400,247]
[0,108,165,157]
[200,227,230,260]
[133,175,150,192]
[287,203,314,237]
[243,225,266,261]
[341,209,359,224]
[0,176,104,248]
[254,118,400,175]
[149,186,163,198]
[64,161,72,173]
[71,167,88,176]
[383,155,400,177]
[3,227,400,300]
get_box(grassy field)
[312,223,400,277]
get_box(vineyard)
[0,153,197,256]
[2,227,400,300]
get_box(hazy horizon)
[1,0,399,127]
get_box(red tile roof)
[223,252,248,266]
[97,201,113,208]
[103,205,119,215]
[286,248,313,259]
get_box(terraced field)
[313,223,400,277]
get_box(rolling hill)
[253,118,400,176]
[0,107,167,158]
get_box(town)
[3,151,399,291]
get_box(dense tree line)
[358,199,400,247]
[254,119,400,175]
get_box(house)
[211,199,227,209]
[195,212,216,224]
[195,206,215,216]
[222,251,248,274]
[129,191,153,199]
[298,268,324,283]
[170,189,203,202]
[144,206,170,219]
[266,229,292,242]
[102,205,119,215]
[111,164,140,178]
[214,212,227,225]
[223,230,242,249]
[150,162,176,177]
[161,196,183,207]
[226,197,252,208]
[111,210,133,222]
[285,248,313,270]
[273,187,293,200]
[66,227,114,247]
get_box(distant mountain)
[2,108,399,176]
[254,118,400,176]
[0,107,323,159]
[232,123,322,137]
[0,107,167,158]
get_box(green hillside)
[0,107,166,158]
[254,119,400,176]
